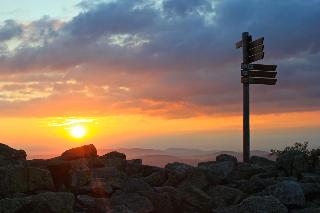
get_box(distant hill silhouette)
[29,147,274,167]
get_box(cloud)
[0,0,319,117]
[0,19,22,42]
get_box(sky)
[0,0,319,156]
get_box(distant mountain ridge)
[29,147,274,167]
[97,147,274,167]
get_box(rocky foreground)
[0,143,320,213]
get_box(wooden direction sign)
[241,77,277,85]
[241,70,277,78]
[249,37,264,49]
[248,52,264,63]
[236,37,263,49]
[241,63,277,71]
[249,45,264,56]
[235,32,278,163]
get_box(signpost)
[236,32,278,163]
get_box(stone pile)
[0,143,320,213]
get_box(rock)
[164,162,193,186]
[77,194,96,208]
[199,161,236,184]
[102,151,126,160]
[216,154,238,166]
[250,156,275,168]
[236,175,277,194]
[233,162,265,180]
[299,182,320,197]
[177,167,209,190]
[144,170,168,186]
[235,195,288,213]
[207,185,247,208]
[0,144,26,166]
[71,168,91,188]
[91,167,128,190]
[139,189,176,213]
[261,180,306,207]
[47,160,72,189]
[0,166,54,194]
[78,178,113,197]
[300,173,320,183]
[140,165,164,177]
[110,191,154,213]
[179,186,212,213]
[27,167,54,192]
[122,178,153,193]
[125,159,143,177]
[276,151,310,178]
[290,208,320,213]
[26,159,47,169]
[155,186,181,211]
[0,192,74,213]
[100,151,126,171]
[61,144,97,161]
[0,143,26,161]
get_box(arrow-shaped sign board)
[249,45,264,56]
[241,77,277,85]
[249,37,264,49]
[241,63,277,71]
[241,70,277,78]
[248,52,264,63]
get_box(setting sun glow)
[70,126,86,139]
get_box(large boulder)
[61,144,97,161]
[110,191,154,213]
[77,178,113,197]
[47,160,72,189]
[0,192,74,213]
[177,167,209,190]
[236,175,277,194]
[0,166,54,194]
[155,186,181,211]
[299,182,320,197]
[139,188,177,213]
[216,154,238,166]
[100,151,126,171]
[164,162,193,186]
[233,162,265,180]
[250,156,275,168]
[207,185,247,208]
[0,143,26,166]
[179,186,212,213]
[125,159,143,177]
[91,167,128,190]
[144,170,168,187]
[198,161,236,184]
[121,178,153,193]
[276,151,310,178]
[261,180,306,207]
[0,143,26,161]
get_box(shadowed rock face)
[1,145,320,213]
[0,143,26,160]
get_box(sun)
[70,125,87,139]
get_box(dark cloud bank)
[0,0,319,117]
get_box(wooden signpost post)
[236,32,278,163]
